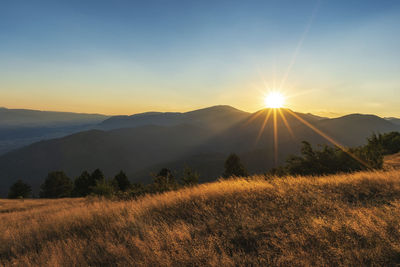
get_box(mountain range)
[0,105,399,196]
[0,108,109,155]
[386,117,400,126]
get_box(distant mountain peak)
[191,105,242,111]
[99,105,249,130]
[337,113,386,121]
[122,105,245,118]
[185,105,247,114]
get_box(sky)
[1,0,400,117]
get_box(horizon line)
[1,105,398,120]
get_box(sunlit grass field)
[385,152,400,169]
[2,170,400,266]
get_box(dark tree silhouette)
[90,169,105,187]
[367,132,400,155]
[8,180,32,199]
[40,171,73,198]
[181,166,199,186]
[91,179,115,197]
[223,153,248,178]
[152,168,176,192]
[130,182,146,196]
[281,140,383,176]
[73,171,92,197]
[112,170,131,191]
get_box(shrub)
[91,179,115,198]
[280,139,383,176]
[367,132,400,155]
[181,166,199,186]
[116,183,147,200]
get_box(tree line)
[270,132,400,176]
[7,132,400,199]
[8,167,200,199]
[8,150,248,199]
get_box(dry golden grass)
[385,152,400,169]
[2,170,400,266]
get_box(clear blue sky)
[1,0,399,117]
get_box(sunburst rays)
[249,0,367,169]
[251,106,371,169]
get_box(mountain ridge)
[0,106,399,196]
[0,107,108,127]
[386,117,400,125]
[98,105,249,131]
[0,108,111,155]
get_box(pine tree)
[223,153,248,178]
[112,170,131,191]
[73,171,91,197]
[40,171,73,198]
[181,166,199,186]
[152,168,176,192]
[90,169,105,188]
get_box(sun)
[264,92,285,108]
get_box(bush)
[8,180,32,199]
[277,139,383,176]
[116,183,147,200]
[367,132,400,155]
[91,179,115,198]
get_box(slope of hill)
[1,170,400,266]
[0,124,211,196]
[0,124,101,155]
[0,107,108,127]
[98,105,249,131]
[386,117,400,126]
[0,108,109,155]
[317,114,398,146]
[304,113,328,121]
[0,108,399,196]
[0,105,247,155]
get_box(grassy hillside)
[385,153,400,169]
[2,170,400,266]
